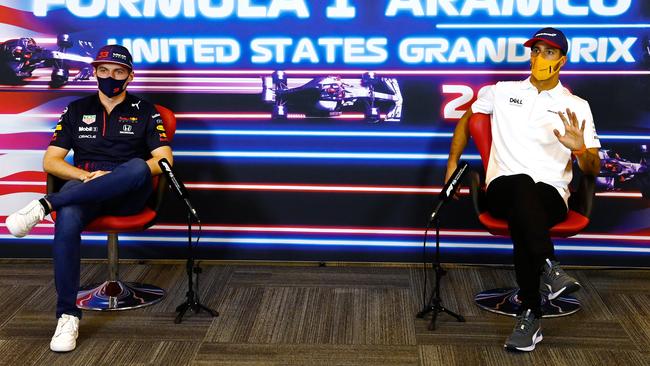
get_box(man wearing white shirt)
[445,28,601,352]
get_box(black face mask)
[97,76,128,98]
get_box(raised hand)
[553,108,586,151]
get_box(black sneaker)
[504,309,543,352]
[542,258,581,300]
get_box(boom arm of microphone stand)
[185,198,200,222]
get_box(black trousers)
[486,174,567,314]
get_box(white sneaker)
[50,314,79,352]
[5,200,45,237]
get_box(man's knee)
[124,158,149,176]
[507,174,537,197]
[510,174,535,187]
[120,158,151,187]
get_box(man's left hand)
[554,108,586,151]
[83,170,110,183]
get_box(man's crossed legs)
[6,158,152,352]
[486,174,582,352]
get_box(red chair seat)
[84,207,157,233]
[478,210,590,237]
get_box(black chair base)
[77,280,165,311]
[475,287,581,318]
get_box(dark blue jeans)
[47,158,152,319]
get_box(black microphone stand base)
[174,290,219,324]
[416,216,465,331]
[416,265,465,331]
[174,266,219,324]
[174,213,219,324]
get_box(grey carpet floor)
[0,261,648,366]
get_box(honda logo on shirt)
[120,124,134,135]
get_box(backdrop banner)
[1,1,648,265]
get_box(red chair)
[469,112,595,317]
[47,104,176,311]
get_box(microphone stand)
[416,208,465,330]
[174,213,219,323]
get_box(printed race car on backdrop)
[0,34,94,88]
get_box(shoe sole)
[50,343,76,352]
[504,330,543,352]
[547,282,582,300]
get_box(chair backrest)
[154,104,176,142]
[148,104,175,215]
[468,112,492,172]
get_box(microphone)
[430,161,469,223]
[158,158,199,221]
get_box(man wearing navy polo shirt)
[445,28,601,351]
[5,45,173,352]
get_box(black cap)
[524,27,568,55]
[91,44,133,70]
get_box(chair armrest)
[469,170,485,217]
[568,174,596,218]
[148,174,168,213]
[46,174,67,195]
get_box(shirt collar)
[521,77,564,99]
[521,77,536,90]
[93,91,132,112]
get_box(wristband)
[572,145,587,157]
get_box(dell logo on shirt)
[509,97,523,106]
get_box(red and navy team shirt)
[50,93,169,171]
